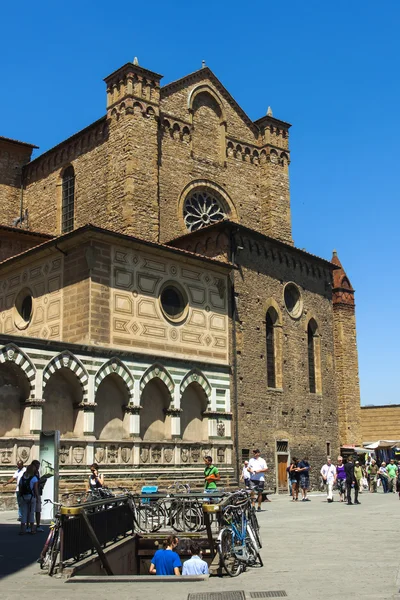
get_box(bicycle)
[38,499,62,575]
[218,500,263,577]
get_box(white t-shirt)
[248,457,268,481]
[321,464,336,483]
[14,467,26,492]
[242,466,250,480]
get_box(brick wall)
[361,405,400,442]
[0,139,34,227]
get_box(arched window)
[266,306,281,389]
[62,166,75,233]
[307,319,321,394]
[266,311,276,388]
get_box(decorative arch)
[0,344,36,397]
[43,351,89,402]
[188,84,226,123]
[94,358,134,402]
[180,368,212,400]
[140,364,174,397]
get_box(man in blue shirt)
[150,535,181,576]
[182,542,209,575]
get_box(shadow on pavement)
[0,520,47,579]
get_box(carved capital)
[163,407,182,416]
[202,410,232,419]
[74,402,97,412]
[123,404,142,414]
[23,398,45,407]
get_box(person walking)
[248,449,268,511]
[240,460,251,489]
[354,461,363,494]
[203,455,220,493]
[386,459,398,493]
[321,457,336,503]
[368,459,379,493]
[18,464,39,535]
[182,542,209,575]
[298,456,311,501]
[335,456,347,502]
[344,456,360,505]
[378,462,389,494]
[150,535,181,576]
[3,460,26,521]
[289,457,300,502]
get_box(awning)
[363,440,400,450]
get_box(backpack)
[19,475,34,496]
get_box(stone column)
[24,399,45,434]
[124,405,141,437]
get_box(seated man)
[182,542,209,575]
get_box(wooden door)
[277,454,288,492]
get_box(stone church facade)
[0,60,361,501]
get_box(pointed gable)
[161,67,259,144]
[331,250,355,306]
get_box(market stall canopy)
[364,440,400,450]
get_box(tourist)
[240,460,251,489]
[386,459,398,493]
[298,456,311,501]
[19,464,39,535]
[368,459,378,493]
[87,463,104,491]
[344,456,360,505]
[149,535,181,576]
[182,542,209,575]
[3,460,26,521]
[321,457,336,503]
[335,456,347,502]
[354,461,363,494]
[31,460,45,532]
[248,449,268,511]
[286,463,292,497]
[289,457,300,502]
[378,462,389,494]
[203,455,220,493]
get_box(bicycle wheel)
[48,529,60,576]
[218,527,243,577]
[248,508,262,548]
[245,535,263,568]
[135,504,164,533]
[39,529,54,570]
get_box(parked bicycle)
[218,495,263,577]
[38,499,62,575]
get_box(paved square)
[0,491,398,600]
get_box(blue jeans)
[16,492,23,520]
[381,476,389,493]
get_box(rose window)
[183,189,227,231]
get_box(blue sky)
[1,1,398,405]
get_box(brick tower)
[331,250,361,446]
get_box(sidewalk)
[1,491,399,600]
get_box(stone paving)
[0,490,399,600]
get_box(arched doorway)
[140,379,172,441]
[94,374,130,440]
[180,382,208,441]
[0,363,29,436]
[42,368,82,437]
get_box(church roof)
[0,224,233,272]
[168,220,338,270]
[0,135,38,149]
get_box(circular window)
[160,284,188,323]
[14,288,33,330]
[183,188,227,231]
[284,282,303,319]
